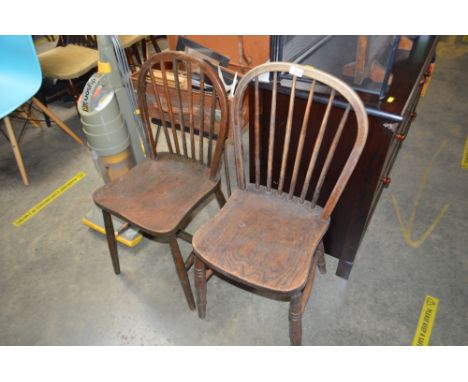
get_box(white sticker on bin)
[289,65,304,77]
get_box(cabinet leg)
[336,260,353,280]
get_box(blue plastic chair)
[0,35,42,185]
[0,35,42,118]
[1,35,83,185]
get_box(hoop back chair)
[192,62,368,344]
[93,51,229,310]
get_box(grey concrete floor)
[0,40,467,345]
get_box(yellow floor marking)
[461,135,468,169]
[391,140,450,248]
[13,172,86,227]
[81,217,143,247]
[412,295,439,346]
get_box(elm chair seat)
[193,187,329,294]
[94,154,218,236]
[38,44,98,80]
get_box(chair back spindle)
[137,51,229,181]
[232,62,368,221]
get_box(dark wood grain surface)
[193,186,329,294]
[94,154,219,236]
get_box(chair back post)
[232,62,368,220]
[137,51,229,181]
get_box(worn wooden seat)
[193,186,329,294]
[93,51,229,311]
[192,62,368,345]
[94,154,218,236]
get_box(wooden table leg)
[3,117,29,186]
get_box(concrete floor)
[0,40,467,345]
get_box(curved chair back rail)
[232,62,369,220]
[137,51,229,181]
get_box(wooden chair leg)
[317,240,326,274]
[215,187,227,208]
[17,105,42,129]
[31,98,84,145]
[168,237,196,311]
[300,256,318,314]
[37,90,52,127]
[141,38,148,61]
[68,80,79,101]
[4,117,29,186]
[102,210,120,274]
[150,36,162,53]
[194,256,207,318]
[223,148,232,197]
[126,50,136,72]
[131,44,142,66]
[289,293,302,346]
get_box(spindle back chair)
[137,51,228,178]
[93,51,229,311]
[192,62,368,345]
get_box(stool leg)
[4,117,29,186]
[289,293,302,346]
[169,237,196,311]
[194,256,207,318]
[102,210,120,274]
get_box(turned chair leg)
[215,187,227,208]
[289,293,302,346]
[317,240,327,275]
[169,237,196,311]
[102,210,120,274]
[194,256,207,318]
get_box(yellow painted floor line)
[13,172,86,227]
[461,135,468,169]
[412,295,439,346]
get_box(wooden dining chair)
[93,51,229,310]
[192,62,368,344]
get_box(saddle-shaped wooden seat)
[94,154,218,236]
[193,187,329,294]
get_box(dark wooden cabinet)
[249,36,438,279]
